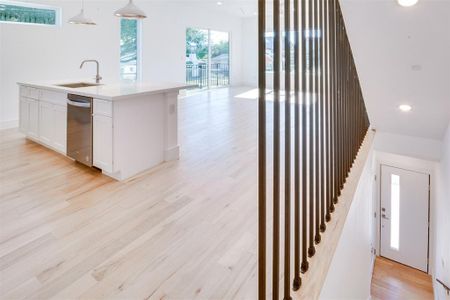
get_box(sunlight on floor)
[235,88,317,105]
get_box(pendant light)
[114,0,147,19]
[68,0,96,25]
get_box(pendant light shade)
[68,9,96,25]
[68,0,96,25]
[114,0,147,19]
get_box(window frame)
[0,0,61,27]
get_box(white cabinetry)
[19,86,67,154]
[93,99,113,173]
[53,105,67,153]
[19,97,39,139]
[28,99,39,139]
[38,101,67,153]
[93,114,113,173]
[39,101,53,145]
[19,97,29,134]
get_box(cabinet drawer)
[29,87,40,100]
[40,89,67,106]
[93,99,112,117]
[19,86,41,100]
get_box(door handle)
[67,99,91,108]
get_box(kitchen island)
[17,80,191,181]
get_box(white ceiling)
[85,0,258,17]
[340,0,450,140]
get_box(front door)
[380,165,429,272]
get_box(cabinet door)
[28,99,39,139]
[53,104,67,154]
[39,101,53,146]
[19,98,29,134]
[93,115,113,173]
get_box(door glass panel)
[186,28,209,89]
[390,174,400,250]
[210,30,229,88]
[186,28,230,89]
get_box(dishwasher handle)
[67,99,91,108]
[67,93,92,108]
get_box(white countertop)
[18,80,194,101]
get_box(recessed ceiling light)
[217,1,223,5]
[399,104,412,112]
[397,0,418,7]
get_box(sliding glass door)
[186,28,230,89]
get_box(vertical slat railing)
[257,0,266,297]
[300,0,309,276]
[293,0,302,291]
[313,0,321,247]
[283,0,292,296]
[258,0,371,297]
[308,0,315,260]
[272,0,281,296]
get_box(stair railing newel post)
[257,0,266,298]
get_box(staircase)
[257,0,371,298]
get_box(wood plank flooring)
[371,257,434,300]
[0,87,258,299]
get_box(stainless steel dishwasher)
[67,94,93,167]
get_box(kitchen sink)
[56,82,102,88]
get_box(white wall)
[320,146,376,300]
[374,131,443,162]
[0,0,244,127]
[434,122,450,300]
[0,24,3,126]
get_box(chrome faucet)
[80,60,102,83]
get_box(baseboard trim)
[0,120,19,130]
[165,146,180,161]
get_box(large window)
[120,19,139,81]
[186,28,230,89]
[0,1,60,26]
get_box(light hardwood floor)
[371,257,434,300]
[0,88,259,299]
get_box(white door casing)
[380,165,429,272]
